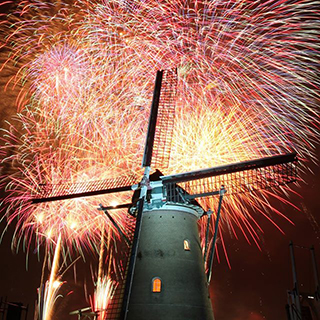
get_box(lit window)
[152,277,162,292]
[184,239,190,251]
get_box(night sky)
[0,1,320,320]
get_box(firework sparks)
[86,230,117,320]
[38,234,63,320]
[91,277,116,320]
[0,0,319,255]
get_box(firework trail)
[0,0,319,255]
[85,230,117,320]
[37,233,63,320]
[92,276,116,320]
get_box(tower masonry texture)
[126,204,215,320]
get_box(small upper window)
[152,277,162,292]
[184,239,190,251]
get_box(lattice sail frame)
[150,69,177,169]
[102,214,136,320]
[33,174,138,203]
[162,153,298,203]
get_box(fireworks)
[0,0,319,255]
[38,234,63,320]
[92,277,116,320]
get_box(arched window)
[184,239,190,251]
[152,277,162,292]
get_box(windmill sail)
[150,69,177,169]
[142,69,177,168]
[32,174,138,203]
[142,70,163,168]
[97,213,137,320]
[162,152,298,202]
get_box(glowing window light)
[184,239,190,251]
[152,278,162,293]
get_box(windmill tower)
[32,69,298,320]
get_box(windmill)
[32,69,298,320]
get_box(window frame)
[152,277,162,293]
